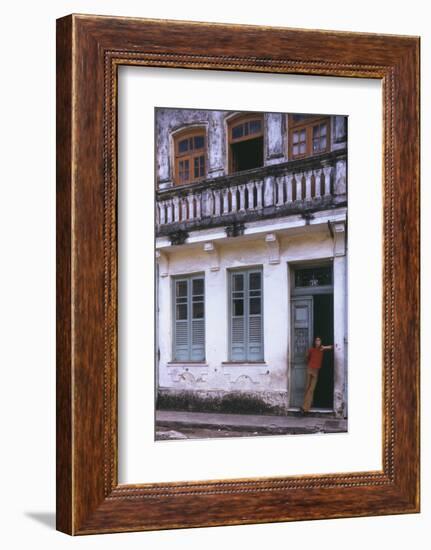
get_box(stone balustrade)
[156,152,346,233]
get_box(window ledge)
[167,362,207,368]
[221,361,267,367]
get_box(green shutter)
[230,269,263,361]
[247,270,263,361]
[190,277,205,361]
[173,275,205,361]
[174,278,190,361]
[231,272,246,360]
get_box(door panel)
[290,297,313,407]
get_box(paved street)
[155,410,347,440]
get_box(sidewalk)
[155,409,347,440]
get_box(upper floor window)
[228,114,264,174]
[289,115,330,159]
[173,129,206,186]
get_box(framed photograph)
[56,14,420,534]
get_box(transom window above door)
[173,128,207,185]
[294,266,333,288]
[289,115,330,159]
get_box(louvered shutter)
[191,277,205,361]
[248,271,263,360]
[174,279,190,361]
[230,269,264,361]
[230,272,246,360]
[173,276,205,361]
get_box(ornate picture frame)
[56,14,420,534]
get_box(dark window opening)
[230,136,263,173]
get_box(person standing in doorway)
[300,337,333,414]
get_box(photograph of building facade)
[154,108,348,440]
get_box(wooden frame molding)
[56,14,420,535]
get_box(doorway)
[312,294,334,408]
[289,264,334,411]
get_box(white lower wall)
[157,221,346,411]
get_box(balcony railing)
[156,151,346,235]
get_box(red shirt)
[307,347,325,369]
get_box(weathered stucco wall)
[155,108,347,189]
[157,221,347,415]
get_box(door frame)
[287,261,334,411]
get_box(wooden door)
[290,297,313,407]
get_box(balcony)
[156,150,346,238]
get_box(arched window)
[173,128,206,185]
[288,114,330,159]
[228,113,264,174]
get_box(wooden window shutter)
[173,276,205,361]
[190,277,205,361]
[230,272,246,360]
[174,278,190,361]
[230,269,263,361]
[247,271,263,361]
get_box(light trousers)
[302,367,320,412]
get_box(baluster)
[239,185,246,212]
[165,199,172,223]
[313,169,322,198]
[286,174,293,203]
[155,203,160,225]
[181,198,187,221]
[264,175,275,207]
[195,193,201,219]
[231,186,238,212]
[160,201,166,225]
[276,176,285,206]
[334,159,347,195]
[214,189,221,216]
[256,180,264,209]
[305,171,313,201]
[222,188,229,214]
[173,197,180,222]
[295,172,303,201]
[187,195,194,220]
[203,190,213,217]
[247,182,255,210]
[323,166,332,196]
